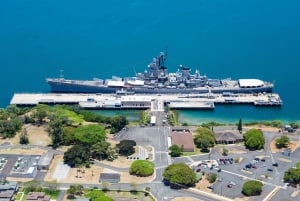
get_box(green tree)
[290,122,299,129]
[64,145,90,167]
[182,122,188,126]
[23,181,43,193]
[32,104,49,125]
[129,160,155,177]
[0,118,22,138]
[207,173,217,183]
[74,124,106,146]
[169,145,182,157]
[48,118,64,148]
[19,128,29,144]
[284,165,300,185]
[116,140,136,156]
[242,180,263,196]
[199,139,211,152]
[91,141,112,160]
[194,127,215,152]
[163,163,197,188]
[244,129,265,150]
[67,185,83,196]
[61,126,76,145]
[275,135,290,148]
[6,105,29,116]
[238,118,242,133]
[222,147,228,156]
[201,121,224,129]
[110,116,128,133]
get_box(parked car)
[261,159,266,162]
[267,168,273,172]
[245,164,252,169]
[272,163,278,167]
[227,181,236,188]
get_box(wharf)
[10,92,282,110]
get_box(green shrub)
[130,160,155,177]
[242,180,263,196]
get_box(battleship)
[46,52,274,94]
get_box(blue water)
[1,0,300,123]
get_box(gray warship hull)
[46,51,274,94]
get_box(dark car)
[267,168,273,172]
[272,163,278,167]
[245,164,252,169]
[261,159,266,162]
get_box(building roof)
[238,79,264,87]
[0,182,18,191]
[214,130,243,142]
[26,192,50,201]
[171,132,194,151]
[0,190,14,199]
[37,152,54,167]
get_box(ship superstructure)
[46,52,273,94]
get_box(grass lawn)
[77,189,155,201]
[14,192,24,201]
[181,147,202,156]
[105,190,154,201]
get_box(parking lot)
[171,139,300,200]
[114,126,300,200]
[115,126,170,168]
[0,154,41,178]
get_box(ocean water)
[0,0,300,123]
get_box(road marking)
[278,157,292,163]
[187,156,194,163]
[263,186,280,201]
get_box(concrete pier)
[10,92,282,110]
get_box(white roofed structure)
[107,80,125,87]
[127,80,144,86]
[238,79,264,88]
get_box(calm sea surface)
[1,0,300,124]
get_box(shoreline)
[95,109,300,125]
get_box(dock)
[10,92,282,110]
